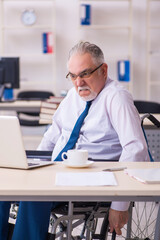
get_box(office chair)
[134,100,160,161]
[16,90,54,126]
[134,100,160,114]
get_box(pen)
[102,167,127,172]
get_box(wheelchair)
[8,114,160,240]
[48,202,112,240]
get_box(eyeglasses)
[66,63,103,81]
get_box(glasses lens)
[66,64,103,81]
[79,71,92,79]
[68,73,77,81]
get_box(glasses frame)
[66,63,104,81]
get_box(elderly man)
[0,42,149,240]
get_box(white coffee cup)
[61,149,88,166]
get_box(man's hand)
[108,208,129,235]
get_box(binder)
[117,60,130,82]
[3,88,13,100]
[42,33,48,54]
[47,32,53,54]
[80,4,91,25]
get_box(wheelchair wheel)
[97,202,160,240]
[124,202,160,240]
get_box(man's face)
[68,53,108,101]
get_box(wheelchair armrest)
[141,113,160,128]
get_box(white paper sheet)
[125,168,160,184]
[55,171,117,186]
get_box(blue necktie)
[54,101,92,161]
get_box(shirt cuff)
[111,202,130,211]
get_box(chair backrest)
[17,90,54,100]
[134,100,160,114]
[140,114,160,162]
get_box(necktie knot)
[86,100,92,107]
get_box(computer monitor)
[0,57,20,101]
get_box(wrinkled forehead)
[68,53,95,73]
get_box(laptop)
[0,116,54,169]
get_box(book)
[40,107,57,115]
[39,113,54,120]
[39,118,53,124]
[40,97,64,109]
[39,97,64,124]
[39,112,54,125]
[125,168,160,184]
[40,101,59,109]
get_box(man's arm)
[109,201,130,234]
[107,90,149,234]
[109,209,129,235]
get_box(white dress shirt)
[38,78,149,211]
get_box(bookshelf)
[146,0,160,102]
[0,0,56,96]
[78,0,133,94]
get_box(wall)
[55,0,148,101]
[1,0,158,102]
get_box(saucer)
[63,160,94,168]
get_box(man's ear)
[101,63,108,78]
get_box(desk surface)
[0,161,160,202]
[0,100,41,112]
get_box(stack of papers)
[125,168,160,184]
[55,171,117,186]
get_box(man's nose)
[76,77,84,86]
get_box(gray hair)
[68,41,105,66]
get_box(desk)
[0,161,160,202]
[1,161,160,240]
[0,100,41,113]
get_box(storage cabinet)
[78,0,133,93]
[0,0,56,96]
